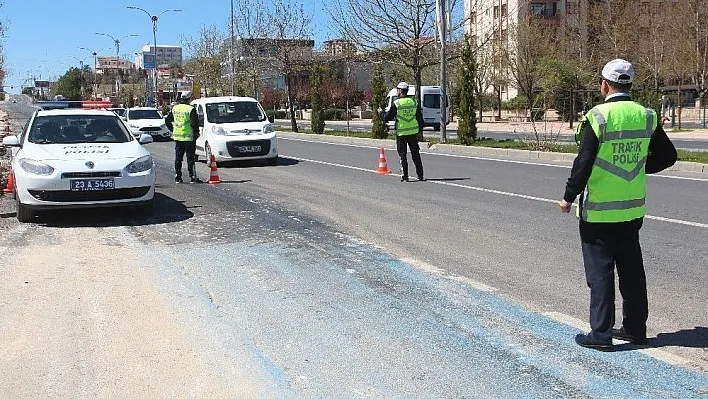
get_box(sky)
[1,0,332,94]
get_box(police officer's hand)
[559,200,572,213]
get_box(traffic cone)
[376,147,391,174]
[2,170,14,194]
[207,154,222,184]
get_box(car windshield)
[129,109,162,120]
[423,93,441,109]
[205,101,267,123]
[27,114,133,144]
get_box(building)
[134,44,183,68]
[96,57,135,74]
[464,0,588,101]
[322,39,357,57]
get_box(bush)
[323,108,345,120]
[266,109,288,119]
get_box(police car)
[1,109,156,222]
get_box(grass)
[276,127,708,164]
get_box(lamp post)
[79,47,100,99]
[127,6,182,108]
[96,33,138,105]
[230,0,236,96]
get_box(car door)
[194,103,206,156]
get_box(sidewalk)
[276,118,708,139]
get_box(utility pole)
[230,0,236,96]
[436,0,448,143]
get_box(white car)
[123,107,171,141]
[190,96,277,165]
[1,109,156,223]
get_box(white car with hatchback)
[1,109,155,222]
[123,107,171,140]
[190,96,277,165]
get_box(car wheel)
[433,124,441,131]
[15,195,35,223]
[266,156,278,166]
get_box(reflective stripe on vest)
[172,104,194,142]
[580,102,655,222]
[394,97,419,136]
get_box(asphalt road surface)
[275,119,708,151]
[1,100,707,397]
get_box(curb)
[277,131,707,174]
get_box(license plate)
[70,178,115,191]
[239,145,261,153]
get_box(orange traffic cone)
[2,170,14,194]
[376,147,391,174]
[207,155,222,184]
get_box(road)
[1,99,707,397]
[275,119,708,151]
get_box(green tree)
[457,36,477,145]
[52,67,86,100]
[370,63,387,139]
[310,67,325,135]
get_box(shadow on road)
[217,157,300,169]
[35,193,194,228]
[652,327,708,349]
[425,177,471,182]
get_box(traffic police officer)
[559,59,677,351]
[382,82,425,182]
[165,92,201,183]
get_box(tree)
[232,0,272,98]
[328,0,451,108]
[52,67,87,100]
[181,25,228,96]
[310,66,325,134]
[267,0,313,133]
[457,35,477,145]
[370,63,388,139]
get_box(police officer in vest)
[165,92,201,183]
[559,59,677,351]
[382,82,425,182]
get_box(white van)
[190,96,278,165]
[384,86,451,131]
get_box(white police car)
[190,96,277,165]
[1,109,155,222]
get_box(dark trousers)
[579,218,648,343]
[174,140,197,179]
[396,134,424,179]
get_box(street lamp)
[127,6,182,107]
[96,32,138,104]
[79,47,100,99]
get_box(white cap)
[396,82,409,91]
[601,59,635,84]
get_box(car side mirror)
[2,135,20,147]
[138,134,153,144]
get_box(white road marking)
[280,137,708,183]
[284,155,708,229]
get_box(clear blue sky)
[2,0,332,94]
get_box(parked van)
[384,86,451,131]
[190,96,278,166]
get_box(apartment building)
[322,39,357,57]
[134,44,183,68]
[95,57,135,74]
[464,0,588,100]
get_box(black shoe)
[418,175,425,181]
[190,177,203,184]
[612,328,649,345]
[400,176,409,182]
[574,334,613,352]
[175,176,183,184]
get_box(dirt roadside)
[0,226,266,397]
